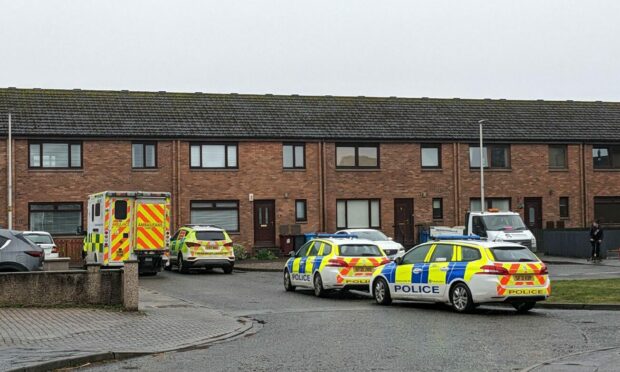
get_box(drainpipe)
[7,113,12,230]
[319,140,326,232]
[453,142,459,225]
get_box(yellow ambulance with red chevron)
[284,234,390,297]
[370,237,550,313]
[83,191,171,275]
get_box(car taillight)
[477,265,510,275]
[380,257,391,265]
[327,257,348,267]
[224,242,233,247]
[51,246,59,254]
[25,251,43,258]
[186,242,201,248]
[539,264,548,275]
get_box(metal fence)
[537,228,620,259]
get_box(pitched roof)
[0,87,619,142]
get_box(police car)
[284,235,390,297]
[168,225,235,274]
[370,237,550,313]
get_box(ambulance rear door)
[133,197,167,251]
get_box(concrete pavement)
[85,271,620,372]
[0,288,253,372]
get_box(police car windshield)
[482,215,527,231]
[195,231,225,241]
[349,231,389,241]
[490,247,538,262]
[339,244,383,257]
[23,234,53,244]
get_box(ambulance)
[83,191,171,275]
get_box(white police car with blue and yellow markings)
[284,236,390,297]
[370,238,550,313]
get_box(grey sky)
[1,0,619,100]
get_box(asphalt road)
[84,268,620,372]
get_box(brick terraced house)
[1,88,620,256]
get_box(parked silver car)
[0,229,45,272]
[22,231,59,259]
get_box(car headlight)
[531,239,537,248]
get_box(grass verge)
[548,278,620,304]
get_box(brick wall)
[178,141,321,249]
[3,138,620,252]
[324,142,457,239]
[458,144,583,228]
[11,140,174,233]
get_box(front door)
[524,197,543,229]
[394,198,415,247]
[254,200,276,247]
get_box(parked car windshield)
[481,215,527,231]
[489,246,539,262]
[346,230,389,241]
[339,244,383,257]
[23,233,53,244]
[195,231,226,241]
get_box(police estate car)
[370,238,550,313]
[168,225,235,274]
[284,236,390,297]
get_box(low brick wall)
[0,261,139,310]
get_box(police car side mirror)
[394,256,403,265]
[289,250,296,257]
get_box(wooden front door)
[394,198,415,247]
[254,200,276,247]
[524,197,543,229]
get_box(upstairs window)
[469,144,510,169]
[549,145,568,169]
[593,146,620,169]
[421,144,441,169]
[283,143,305,169]
[132,142,157,168]
[190,143,238,169]
[336,144,379,169]
[29,141,82,169]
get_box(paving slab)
[0,288,252,372]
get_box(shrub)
[233,244,249,261]
[255,248,277,260]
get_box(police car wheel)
[373,278,392,305]
[512,301,536,313]
[223,265,233,274]
[450,283,474,313]
[283,270,295,292]
[313,274,327,297]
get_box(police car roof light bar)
[314,233,358,239]
[434,234,481,241]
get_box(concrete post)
[85,263,102,304]
[122,260,139,311]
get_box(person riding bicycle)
[589,220,603,261]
